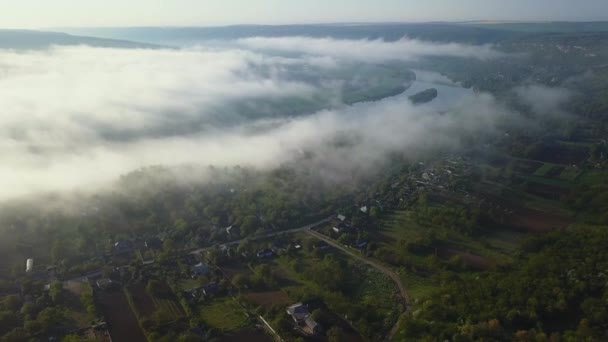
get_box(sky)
[0,0,607,29]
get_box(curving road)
[189,216,334,256]
[305,229,410,341]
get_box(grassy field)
[377,210,514,263]
[351,267,396,309]
[150,294,184,320]
[375,210,433,242]
[533,163,557,177]
[177,278,200,291]
[199,298,251,332]
[397,270,437,302]
[559,166,584,181]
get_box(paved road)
[189,216,334,255]
[305,229,410,341]
[63,217,333,283]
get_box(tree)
[1,328,28,342]
[80,283,97,317]
[51,239,67,263]
[163,239,176,253]
[20,302,38,317]
[178,333,205,342]
[370,206,380,218]
[0,311,18,335]
[232,273,250,289]
[327,326,348,342]
[62,335,97,342]
[50,281,64,304]
[1,295,21,312]
[241,215,259,235]
[146,279,168,298]
[37,307,68,334]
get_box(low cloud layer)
[0,37,511,200]
[237,36,502,62]
[514,85,574,116]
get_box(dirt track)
[305,230,410,341]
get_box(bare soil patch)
[97,289,147,342]
[127,284,156,318]
[244,291,291,309]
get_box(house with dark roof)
[145,238,163,250]
[114,240,133,254]
[203,283,220,297]
[192,262,210,277]
[96,279,113,290]
[286,303,322,336]
[286,303,310,321]
[314,241,330,250]
[256,248,275,259]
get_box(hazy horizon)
[1,0,608,29]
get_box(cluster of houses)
[113,237,165,255]
[183,282,222,302]
[329,215,368,250]
[286,303,323,336]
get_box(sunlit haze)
[1,0,608,28]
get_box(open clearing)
[199,298,251,332]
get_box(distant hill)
[62,23,522,46]
[0,29,159,49]
[463,21,608,33]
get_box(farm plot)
[532,163,563,177]
[533,163,555,177]
[150,293,184,319]
[535,143,589,165]
[243,291,291,310]
[126,284,156,318]
[97,290,147,342]
[559,166,584,181]
[524,180,570,199]
[126,283,184,320]
[218,328,273,342]
[512,159,543,175]
[511,206,572,233]
[199,298,251,332]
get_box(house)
[337,214,346,222]
[145,238,163,250]
[203,283,220,297]
[286,303,322,336]
[183,287,203,301]
[304,317,323,335]
[286,303,310,322]
[114,240,133,254]
[356,241,368,249]
[96,279,113,290]
[360,206,368,213]
[332,222,352,234]
[256,249,275,259]
[192,262,210,277]
[315,241,330,250]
